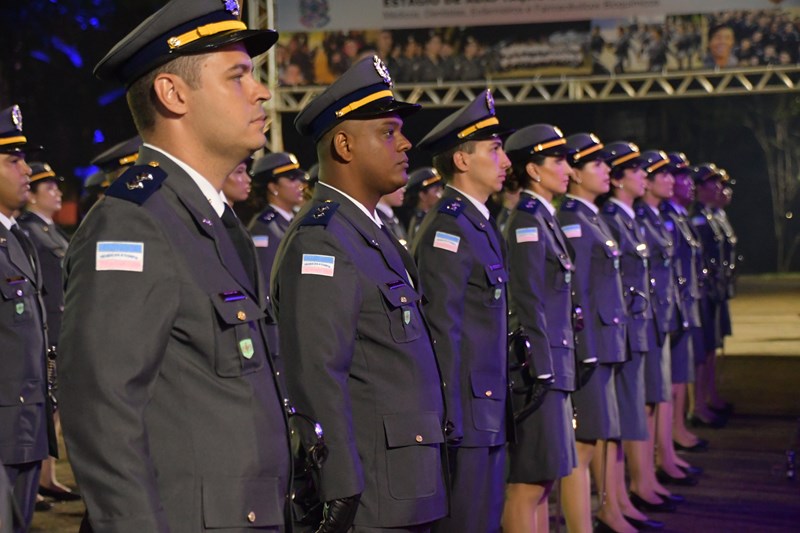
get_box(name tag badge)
[239,338,255,359]
[96,241,144,272]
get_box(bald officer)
[57,1,291,531]
[272,56,447,532]
[0,105,52,533]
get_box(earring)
[533,176,542,183]
[273,191,278,196]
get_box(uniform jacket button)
[484,390,493,397]
[237,311,247,321]
[612,317,620,324]
[247,511,256,523]
[415,435,424,443]
[19,396,24,403]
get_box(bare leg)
[706,350,728,409]
[617,441,648,521]
[693,357,719,421]
[673,383,700,444]
[627,405,666,502]
[656,399,689,479]
[592,440,636,533]
[502,482,548,533]
[560,441,595,533]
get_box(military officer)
[689,163,728,428]
[600,141,662,532]
[57,1,291,531]
[558,132,626,533]
[403,167,443,242]
[0,104,52,533]
[501,124,577,533]
[411,90,511,533]
[273,55,447,532]
[17,162,82,503]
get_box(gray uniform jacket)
[636,202,676,345]
[660,201,702,330]
[558,198,627,364]
[272,185,447,528]
[411,187,510,447]
[17,211,68,346]
[505,193,576,391]
[247,205,290,363]
[58,147,291,533]
[601,201,651,353]
[0,224,49,466]
[691,203,725,303]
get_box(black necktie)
[11,224,37,274]
[221,205,256,288]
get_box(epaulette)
[300,201,339,227]
[516,197,540,215]
[105,162,167,205]
[258,208,277,224]
[560,198,579,211]
[602,201,618,214]
[439,198,466,217]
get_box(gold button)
[237,311,247,321]
[612,317,620,324]
[400,296,408,303]
[247,511,256,523]
[415,435,423,443]
[485,390,493,397]
[562,339,568,346]
[19,396,24,403]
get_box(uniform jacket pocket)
[383,412,444,500]
[209,294,267,377]
[202,476,283,528]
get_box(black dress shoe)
[624,515,665,530]
[688,414,725,429]
[34,499,53,512]
[673,438,709,452]
[39,485,82,501]
[657,491,686,504]
[630,491,676,512]
[594,518,620,533]
[656,468,698,486]
[679,464,704,476]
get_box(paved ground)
[30,275,800,532]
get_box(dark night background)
[1,0,797,273]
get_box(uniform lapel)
[147,148,259,301]
[1,225,36,282]
[449,188,504,262]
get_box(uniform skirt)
[643,320,671,403]
[670,328,694,384]
[573,364,621,442]
[615,350,648,441]
[507,390,577,483]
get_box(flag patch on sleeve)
[252,235,269,248]
[515,227,539,243]
[433,231,460,253]
[562,224,582,239]
[301,254,335,277]
[96,242,144,272]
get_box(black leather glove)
[513,376,553,423]
[315,494,361,533]
[578,360,598,388]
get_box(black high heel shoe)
[656,468,698,486]
[673,438,709,452]
[656,491,686,504]
[679,464,704,476]
[630,491,676,512]
[594,518,623,533]
[624,514,665,530]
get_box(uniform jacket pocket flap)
[598,305,626,326]
[383,412,444,448]
[202,476,283,528]
[210,294,265,326]
[0,277,31,300]
[483,264,508,286]
[377,281,420,309]
[0,379,44,406]
[469,371,507,401]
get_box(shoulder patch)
[105,163,167,205]
[560,198,578,212]
[300,201,339,227]
[438,198,466,217]
[258,208,277,224]
[516,197,540,215]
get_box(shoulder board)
[560,198,578,212]
[601,201,618,214]
[105,163,167,205]
[438,198,466,217]
[516,197,540,215]
[300,201,339,227]
[258,208,277,224]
